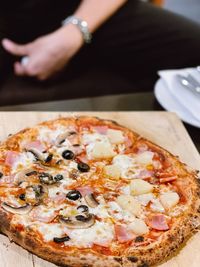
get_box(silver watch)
[62,15,92,44]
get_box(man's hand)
[2,24,83,80]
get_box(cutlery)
[176,74,200,94]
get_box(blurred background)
[165,0,200,23]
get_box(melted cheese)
[37,223,65,241]
[150,199,165,213]
[12,152,35,173]
[66,221,114,248]
[134,193,154,206]
[38,127,66,143]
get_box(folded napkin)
[158,67,200,125]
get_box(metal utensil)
[176,74,200,94]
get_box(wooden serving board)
[0,111,199,267]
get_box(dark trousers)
[0,1,200,105]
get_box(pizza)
[0,116,199,267]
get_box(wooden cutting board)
[0,111,199,267]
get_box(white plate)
[154,78,200,128]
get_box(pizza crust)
[0,116,199,267]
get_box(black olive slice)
[45,154,53,163]
[66,190,82,201]
[77,205,89,213]
[54,174,64,181]
[77,162,90,172]
[53,236,70,243]
[62,150,74,160]
[0,172,3,178]
[135,236,144,242]
[26,171,38,176]
[19,194,26,201]
[75,215,89,222]
[39,173,55,185]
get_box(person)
[0,0,200,105]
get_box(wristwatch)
[62,15,92,44]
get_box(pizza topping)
[104,164,121,180]
[92,126,108,135]
[84,193,99,208]
[25,184,47,205]
[39,173,56,185]
[59,213,95,229]
[130,179,154,196]
[128,218,149,235]
[135,236,144,242]
[24,140,45,153]
[114,224,135,243]
[76,186,93,198]
[26,170,38,176]
[5,151,20,167]
[19,193,26,201]
[14,168,38,185]
[147,214,169,231]
[77,205,89,213]
[65,221,114,248]
[150,199,165,213]
[77,162,90,172]
[160,192,180,210]
[116,195,142,216]
[29,206,57,223]
[2,202,32,215]
[89,141,116,159]
[62,150,75,160]
[66,190,82,201]
[44,154,53,163]
[53,236,70,243]
[106,129,124,144]
[134,193,154,206]
[55,131,77,146]
[135,151,154,165]
[0,172,3,178]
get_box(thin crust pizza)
[0,116,199,267]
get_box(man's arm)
[2,0,127,80]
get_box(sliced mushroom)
[27,148,51,164]
[25,184,47,205]
[59,213,95,229]
[14,168,38,185]
[2,202,32,215]
[53,236,70,243]
[55,131,77,146]
[84,193,99,208]
[28,147,45,161]
[39,173,56,185]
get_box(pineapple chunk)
[116,195,141,216]
[104,164,121,179]
[90,141,116,159]
[160,192,180,210]
[107,129,124,144]
[130,179,154,196]
[135,151,154,165]
[129,218,149,235]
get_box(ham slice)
[29,206,57,223]
[92,126,108,135]
[77,186,93,197]
[25,140,46,153]
[148,214,169,231]
[5,151,20,167]
[115,225,135,243]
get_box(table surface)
[0,92,199,153]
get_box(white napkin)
[158,67,200,124]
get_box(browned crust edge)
[0,115,199,267]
